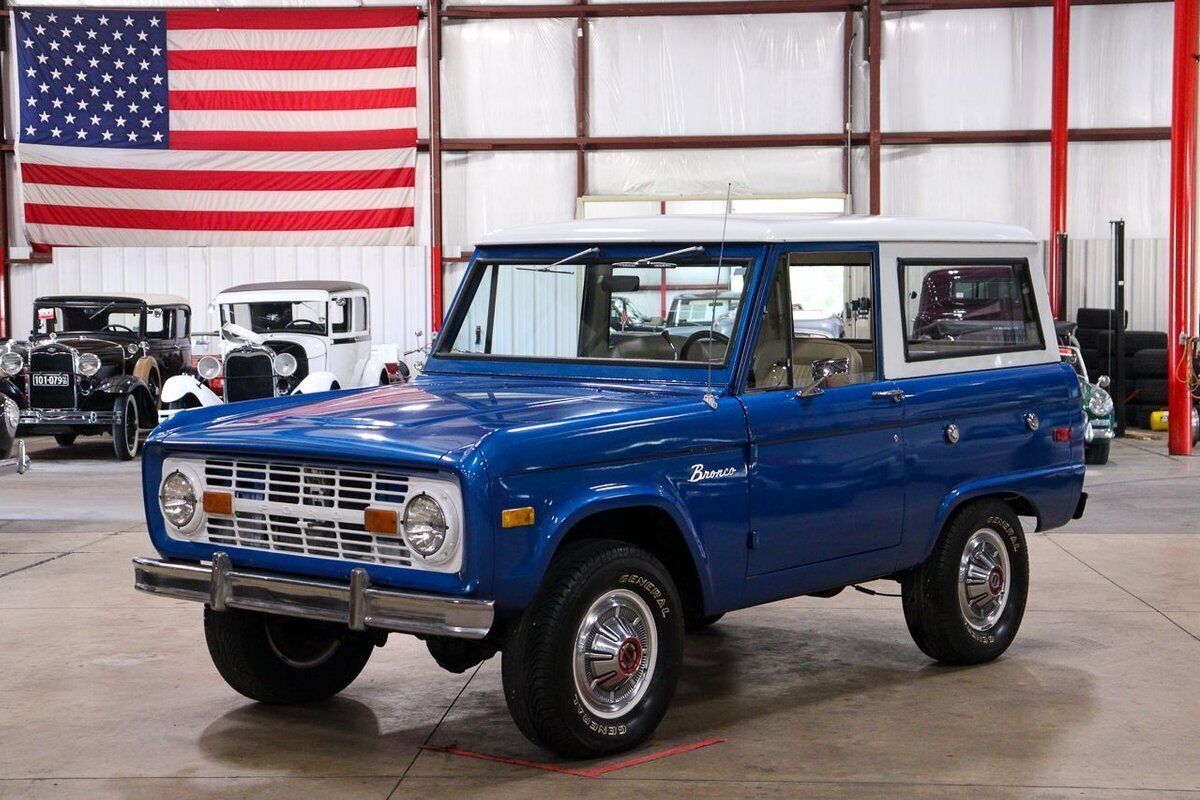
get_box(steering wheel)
[102,324,133,333]
[680,330,730,362]
[284,319,324,332]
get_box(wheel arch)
[929,488,1040,555]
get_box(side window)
[144,309,166,338]
[352,297,368,334]
[900,259,1043,361]
[178,309,191,338]
[789,254,877,390]
[747,264,791,390]
[330,298,350,335]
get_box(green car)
[1061,345,1114,465]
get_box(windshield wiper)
[86,301,115,320]
[612,245,705,269]
[517,246,600,275]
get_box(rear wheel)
[501,539,684,758]
[901,500,1028,665]
[112,394,139,461]
[204,608,375,704]
[53,433,77,447]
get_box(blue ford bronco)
[134,215,1087,758]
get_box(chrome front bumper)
[133,552,494,640]
[20,409,120,425]
[0,440,29,476]
[1085,420,1115,443]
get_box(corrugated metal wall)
[9,246,432,353]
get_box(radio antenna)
[702,183,732,410]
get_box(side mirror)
[649,316,664,327]
[797,357,850,398]
[1097,374,1111,389]
[601,275,641,293]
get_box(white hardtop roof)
[477,214,1038,246]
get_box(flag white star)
[89,86,100,97]
[139,60,149,71]
[76,129,87,139]
[128,131,138,141]
[63,85,75,95]
[125,45,136,56]
[39,112,49,122]
[63,55,74,66]
[137,30,148,42]
[124,16,134,26]
[86,29,97,40]
[64,113,76,124]
[25,67,36,78]
[50,126,61,138]
[151,74,163,86]
[36,54,49,64]
[153,103,164,114]
[74,42,86,53]
[38,82,49,93]
[152,131,164,142]
[48,40,61,52]
[115,88,126,98]
[23,38,33,49]
[49,69,60,80]
[99,44,111,55]
[140,89,151,99]
[150,45,162,57]
[140,118,151,128]
[76,71,87,82]
[77,99,88,110]
[25,125,36,136]
[115,116,126,127]
[128,102,139,113]
[88,58,99,68]
[101,73,113,84]
[113,59,125,70]
[112,30,123,41]
[101,130,113,141]
[127,74,138,85]
[51,98,62,108]
[26,97,37,107]
[102,101,114,111]
[98,15,109,26]
[90,115,100,126]
[47,13,57,22]
[60,27,72,38]
[73,14,83,24]
[149,17,161,27]
[20,11,30,19]
[34,24,45,35]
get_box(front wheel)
[1085,439,1111,465]
[204,608,375,704]
[112,394,139,461]
[901,499,1028,665]
[501,539,684,759]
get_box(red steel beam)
[1048,0,1069,319]
[1167,0,1198,455]
[429,0,445,332]
[867,0,881,214]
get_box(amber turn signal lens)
[202,491,233,516]
[364,507,400,536]
[501,507,535,529]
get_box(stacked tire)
[1074,308,1168,431]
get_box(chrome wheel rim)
[572,588,657,720]
[125,397,139,455]
[957,528,1011,631]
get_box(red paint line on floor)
[420,737,726,778]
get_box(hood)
[150,374,747,474]
[32,336,130,365]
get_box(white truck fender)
[293,371,341,395]
[159,375,222,424]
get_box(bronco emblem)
[688,464,738,483]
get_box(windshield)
[221,301,328,336]
[34,302,144,336]
[439,258,751,365]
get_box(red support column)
[1048,0,1069,320]
[867,0,881,215]
[1167,0,1198,456]
[429,0,445,332]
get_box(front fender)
[294,371,341,395]
[96,374,147,398]
[161,374,221,407]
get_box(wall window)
[900,259,1043,361]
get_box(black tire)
[1085,439,1111,465]
[112,394,139,461]
[1134,378,1168,406]
[685,612,724,632]
[204,607,375,705]
[54,433,77,447]
[901,500,1029,665]
[379,370,390,386]
[1076,307,1126,331]
[1133,348,1168,378]
[501,539,684,759]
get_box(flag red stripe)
[25,204,414,231]
[169,129,416,151]
[166,8,418,31]
[168,47,416,71]
[170,88,416,111]
[21,163,415,191]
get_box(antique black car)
[0,293,192,460]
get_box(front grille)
[201,458,415,566]
[28,350,77,410]
[224,351,275,403]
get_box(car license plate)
[32,373,70,388]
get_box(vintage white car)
[160,280,404,423]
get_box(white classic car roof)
[477,214,1038,246]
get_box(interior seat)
[792,337,864,388]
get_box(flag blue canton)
[16,8,169,149]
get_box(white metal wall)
[9,247,432,353]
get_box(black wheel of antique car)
[112,394,140,461]
[53,433,77,447]
[684,612,724,632]
[901,499,1029,665]
[204,607,375,704]
[501,539,684,759]
[1085,440,1111,465]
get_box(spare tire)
[1133,349,1168,378]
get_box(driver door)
[741,250,906,577]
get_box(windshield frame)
[218,299,330,338]
[33,300,147,337]
[426,243,769,384]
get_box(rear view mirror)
[602,275,640,293]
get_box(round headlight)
[78,352,101,376]
[2,397,17,435]
[197,355,222,381]
[159,470,199,531]
[1088,387,1114,417]
[273,352,298,378]
[0,352,24,377]
[403,494,449,559]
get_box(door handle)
[872,389,906,403]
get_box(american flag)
[15,7,417,248]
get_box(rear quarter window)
[899,258,1043,362]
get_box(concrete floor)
[1,434,1198,799]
